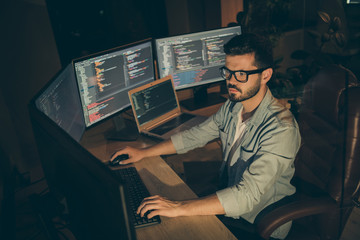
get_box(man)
[111,33,301,239]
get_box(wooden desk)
[135,156,235,240]
[81,117,236,240]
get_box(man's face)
[225,54,262,102]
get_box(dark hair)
[223,33,274,69]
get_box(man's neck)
[241,86,268,114]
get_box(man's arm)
[137,194,225,219]
[110,100,229,164]
[110,139,176,165]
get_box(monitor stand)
[105,115,139,141]
[180,85,227,111]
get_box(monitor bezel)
[346,0,360,4]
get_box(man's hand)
[110,146,146,165]
[137,194,225,219]
[137,195,185,218]
[110,139,177,165]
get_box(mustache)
[227,83,242,93]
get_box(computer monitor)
[346,0,360,3]
[29,92,137,240]
[35,63,85,142]
[73,39,155,140]
[155,26,241,110]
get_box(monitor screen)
[73,40,155,127]
[155,26,241,90]
[29,99,136,240]
[130,77,178,126]
[346,0,360,4]
[35,63,85,142]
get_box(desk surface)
[81,105,237,240]
[134,156,236,240]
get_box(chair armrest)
[256,197,336,240]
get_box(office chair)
[255,64,360,240]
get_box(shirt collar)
[249,88,273,127]
[229,88,274,127]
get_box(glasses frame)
[219,66,270,83]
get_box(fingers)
[137,195,181,218]
[110,146,144,164]
[137,195,161,215]
[119,157,136,165]
[110,148,127,161]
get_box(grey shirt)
[171,89,301,239]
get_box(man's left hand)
[137,195,185,219]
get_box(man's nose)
[228,74,238,85]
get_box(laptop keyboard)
[113,167,161,228]
[149,113,195,135]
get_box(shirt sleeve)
[216,124,301,218]
[171,101,232,154]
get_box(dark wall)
[0,1,61,174]
[46,0,169,66]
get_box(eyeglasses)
[219,66,269,83]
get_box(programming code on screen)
[156,26,241,89]
[131,80,177,126]
[74,41,154,127]
[35,64,85,142]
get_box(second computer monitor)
[35,63,85,142]
[155,26,241,90]
[73,39,155,128]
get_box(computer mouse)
[109,154,129,166]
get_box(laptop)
[128,76,207,140]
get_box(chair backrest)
[295,64,360,206]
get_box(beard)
[227,77,261,102]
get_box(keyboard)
[113,167,161,228]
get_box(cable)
[56,229,70,240]
[28,177,46,186]
[123,110,135,119]
[53,220,68,230]
[14,177,46,194]
[24,229,43,240]
[38,187,50,197]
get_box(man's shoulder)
[265,97,298,128]
[258,98,301,153]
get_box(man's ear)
[262,68,273,84]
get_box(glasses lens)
[220,68,230,79]
[234,71,247,81]
[220,68,249,82]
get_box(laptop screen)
[129,76,180,129]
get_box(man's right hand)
[110,146,146,165]
[110,139,176,165]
